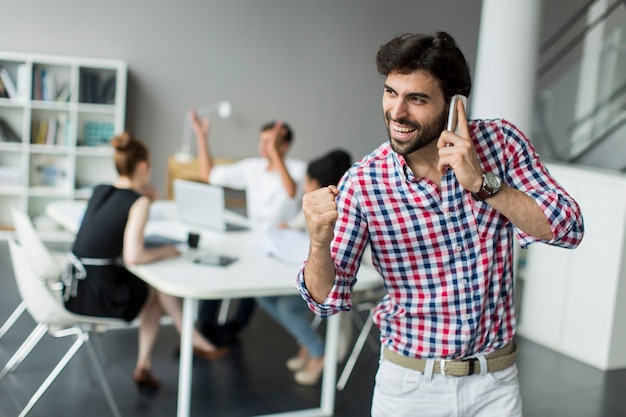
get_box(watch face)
[484,172,501,190]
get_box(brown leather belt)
[383,342,517,377]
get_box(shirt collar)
[391,151,416,182]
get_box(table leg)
[320,313,339,415]
[177,297,198,417]
[254,313,339,417]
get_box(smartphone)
[194,253,238,267]
[446,94,468,134]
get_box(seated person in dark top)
[63,132,228,396]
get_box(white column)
[471,0,541,135]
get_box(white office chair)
[308,283,385,391]
[0,209,66,341]
[336,286,384,391]
[2,238,123,417]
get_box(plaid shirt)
[297,118,584,359]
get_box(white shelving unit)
[0,51,127,240]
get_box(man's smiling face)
[382,70,448,156]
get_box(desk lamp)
[175,100,232,162]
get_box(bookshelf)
[0,51,127,240]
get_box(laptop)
[173,179,248,232]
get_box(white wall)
[517,164,626,370]
[0,0,483,194]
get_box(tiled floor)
[1,241,626,417]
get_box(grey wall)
[0,0,483,193]
[2,0,592,194]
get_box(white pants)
[371,355,523,417]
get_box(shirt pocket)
[468,199,501,243]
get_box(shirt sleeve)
[209,160,250,190]
[500,120,585,249]
[296,172,369,317]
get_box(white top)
[286,210,307,231]
[209,157,307,231]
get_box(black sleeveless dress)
[64,185,149,321]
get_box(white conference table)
[46,199,382,417]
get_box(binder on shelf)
[0,67,17,99]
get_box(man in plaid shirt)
[297,32,584,416]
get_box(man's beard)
[386,109,448,156]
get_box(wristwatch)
[471,171,502,201]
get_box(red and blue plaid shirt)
[297,118,584,359]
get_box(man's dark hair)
[307,149,352,188]
[260,120,294,144]
[376,31,471,101]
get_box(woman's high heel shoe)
[294,357,324,386]
[286,355,307,372]
[133,368,161,396]
[192,346,230,361]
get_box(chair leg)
[350,303,379,352]
[0,323,48,382]
[0,301,27,341]
[217,298,231,325]
[84,333,122,417]
[78,331,108,386]
[310,314,322,331]
[336,308,376,391]
[17,327,87,417]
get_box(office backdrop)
[0,0,586,194]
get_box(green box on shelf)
[84,121,114,146]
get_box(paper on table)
[260,228,310,264]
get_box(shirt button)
[446,212,453,218]
[464,314,470,320]
[456,246,463,252]
[461,279,468,286]
[427,184,433,190]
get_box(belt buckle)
[440,358,474,377]
[439,359,449,376]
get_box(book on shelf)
[81,71,117,104]
[40,67,58,102]
[0,166,22,186]
[81,71,98,103]
[55,113,69,145]
[32,67,42,100]
[16,64,28,102]
[45,118,58,145]
[0,118,21,142]
[56,80,72,102]
[0,76,8,98]
[33,119,48,144]
[101,76,116,104]
[0,67,17,99]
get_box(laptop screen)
[173,179,227,231]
